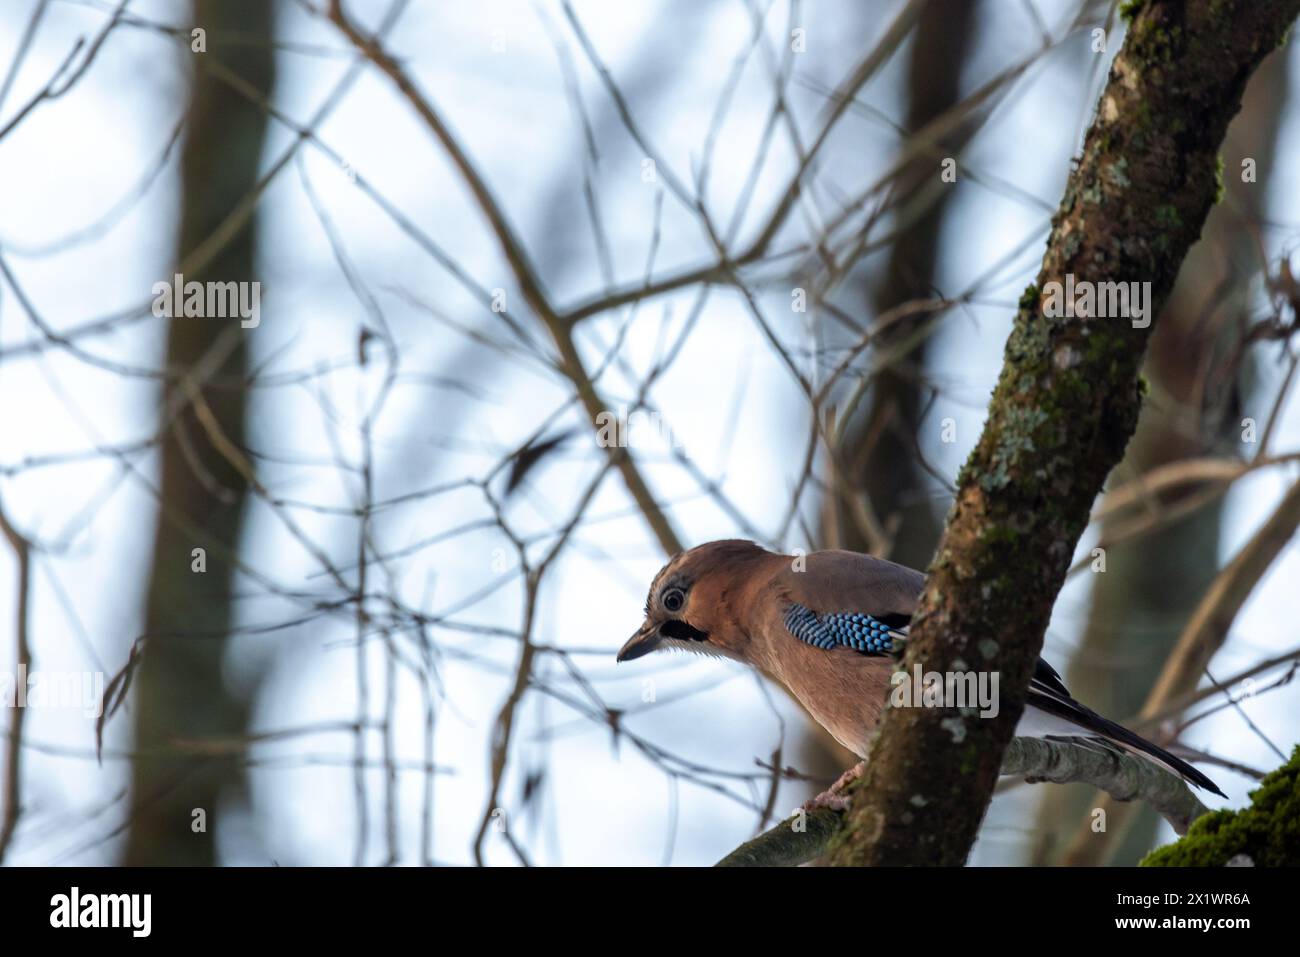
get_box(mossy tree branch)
[823,0,1299,866]
[1142,746,1300,866]
[718,738,1211,866]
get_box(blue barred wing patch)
[783,603,904,655]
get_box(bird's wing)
[781,550,924,613]
[775,550,1224,795]
[775,550,922,656]
[783,603,909,655]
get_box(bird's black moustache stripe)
[659,620,709,643]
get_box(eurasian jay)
[617,540,1224,798]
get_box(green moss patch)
[1142,746,1300,866]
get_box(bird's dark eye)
[661,588,685,612]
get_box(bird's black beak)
[617,622,662,662]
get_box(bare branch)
[717,738,1211,867]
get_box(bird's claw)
[803,760,866,812]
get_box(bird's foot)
[803,760,866,812]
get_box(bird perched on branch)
[617,540,1224,801]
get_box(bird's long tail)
[1026,659,1225,797]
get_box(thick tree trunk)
[1035,47,1290,866]
[125,0,275,865]
[824,0,1300,867]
